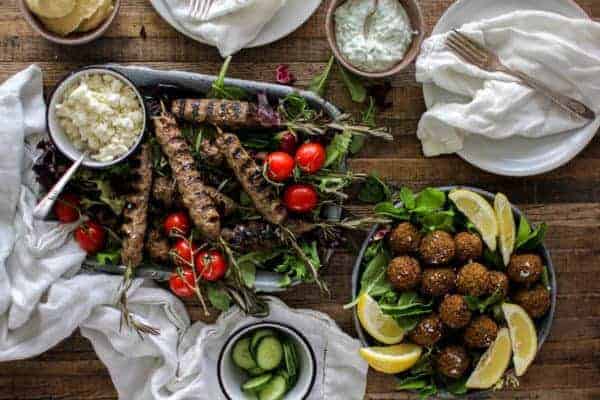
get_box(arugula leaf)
[276,242,321,284]
[419,210,456,232]
[324,130,352,168]
[398,187,416,210]
[345,242,391,308]
[339,63,367,103]
[208,56,248,100]
[96,250,120,265]
[516,216,547,250]
[309,56,335,97]
[207,285,232,312]
[281,93,316,121]
[374,202,411,220]
[414,188,446,213]
[358,173,392,204]
[464,289,504,313]
[396,377,430,390]
[446,377,468,395]
[541,266,551,291]
[361,97,377,127]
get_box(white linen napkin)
[416,11,600,156]
[164,0,287,57]
[0,65,368,399]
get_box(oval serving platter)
[79,64,343,293]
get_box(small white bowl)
[47,67,146,169]
[218,322,317,400]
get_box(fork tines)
[189,0,214,20]
[445,30,490,67]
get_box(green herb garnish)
[308,56,335,97]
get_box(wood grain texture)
[0,0,599,399]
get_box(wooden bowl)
[326,0,426,78]
[18,0,121,46]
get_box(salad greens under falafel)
[350,186,551,398]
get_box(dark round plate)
[351,186,556,397]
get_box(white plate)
[150,0,322,49]
[423,0,594,177]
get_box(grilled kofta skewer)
[121,143,153,267]
[172,99,278,129]
[216,132,287,225]
[152,112,221,240]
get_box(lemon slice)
[466,327,512,389]
[449,189,498,251]
[494,193,516,266]
[357,293,405,345]
[26,0,76,18]
[502,303,538,376]
[359,344,422,374]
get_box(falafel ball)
[439,294,472,329]
[456,262,491,297]
[419,230,456,265]
[507,253,543,285]
[436,345,471,379]
[389,222,422,255]
[455,231,483,262]
[421,268,456,297]
[408,314,444,346]
[513,284,551,318]
[387,256,422,291]
[464,316,499,349]
[488,271,510,298]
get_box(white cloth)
[165,0,287,57]
[0,65,368,399]
[416,11,600,156]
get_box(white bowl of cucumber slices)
[218,322,317,400]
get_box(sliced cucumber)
[283,341,298,378]
[232,337,258,370]
[248,367,266,376]
[250,329,276,355]
[243,390,259,400]
[255,336,284,371]
[257,374,287,400]
[242,373,273,392]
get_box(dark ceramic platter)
[351,186,556,398]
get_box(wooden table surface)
[1,0,599,399]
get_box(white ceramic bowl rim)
[217,321,317,400]
[46,67,147,169]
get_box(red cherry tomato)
[195,250,228,282]
[266,151,295,182]
[171,239,198,268]
[295,142,326,174]
[169,269,196,298]
[284,184,319,213]
[53,193,80,223]
[164,212,191,237]
[277,131,298,154]
[74,221,106,254]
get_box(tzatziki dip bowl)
[47,67,146,168]
[326,0,425,78]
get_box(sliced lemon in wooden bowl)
[359,344,422,374]
[357,293,405,345]
[502,303,538,376]
[494,193,516,266]
[466,327,512,389]
[449,189,498,251]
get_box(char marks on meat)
[146,228,170,263]
[152,112,221,240]
[121,143,153,267]
[152,176,176,207]
[172,99,276,129]
[216,132,287,225]
[199,138,224,166]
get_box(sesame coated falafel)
[513,284,551,318]
[464,315,499,349]
[508,254,543,285]
[421,268,456,297]
[389,222,422,255]
[439,294,472,329]
[456,262,491,297]
[455,231,483,262]
[436,345,471,379]
[419,230,456,265]
[387,256,422,291]
[488,270,510,298]
[408,314,444,346]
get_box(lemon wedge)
[357,293,405,345]
[449,189,498,251]
[502,303,538,376]
[359,344,422,374]
[494,193,516,266]
[466,327,512,389]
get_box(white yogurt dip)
[335,0,414,72]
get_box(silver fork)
[446,29,595,120]
[188,0,215,20]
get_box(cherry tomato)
[295,142,326,174]
[53,193,80,223]
[171,239,198,268]
[283,184,319,213]
[169,269,196,298]
[164,212,191,237]
[277,131,298,154]
[74,221,106,254]
[266,151,295,182]
[195,250,228,282]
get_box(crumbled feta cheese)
[56,73,144,162]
